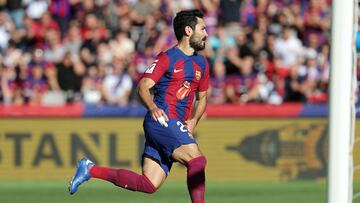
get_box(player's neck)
[176,41,195,56]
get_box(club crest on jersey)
[195,70,201,80]
[176,81,191,100]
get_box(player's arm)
[193,90,208,121]
[137,77,168,122]
[186,58,210,133]
[137,77,156,110]
[186,91,207,133]
[137,53,169,122]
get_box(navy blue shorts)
[142,112,196,175]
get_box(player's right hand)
[150,106,169,123]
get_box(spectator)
[102,57,133,106]
[136,14,158,53]
[271,56,287,98]
[255,14,270,37]
[209,60,227,104]
[209,25,238,75]
[0,0,335,106]
[218,0,241,26]
[56,52,85,102]
[97,42,113,65]
[43,28,66,63]
[241,0,256,26]
[274,25,303,70]
[235,29,253,58]
[302,0,330,46]
[28,48,59,91]
[100,0,129,36]
[151,25,176,54]
[317,44,329,92]
[81,64,103,105]
[6,0,24,29]
[301,49,328,103]
[284,62,307,102]
[109,30,135,62]
[0,11,15,54]
[167,0,194,13]
[81,12,108,42]
[254,51,282,104]
[79,47,96,69]
[25,0,48,20]
[218,0,242,38]
[62,20,83,56]
[33,11,61,47]
[129,0,157,26]
[49,0,71,38]
[23,64,48,105]
[199,0,219,37]
[250,29,266,57]
[128,41,155,84]
[226,56,260,104]
[1,54,25,105]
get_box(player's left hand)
[185,118,197,133]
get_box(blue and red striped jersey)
[143,46,210,122]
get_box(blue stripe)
[154,48,176,116]
[299,103,328,117]
[83,104,147,117]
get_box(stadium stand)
[0,0,352,107]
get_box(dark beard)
[189,35,206,51]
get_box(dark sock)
[187,156,207,203]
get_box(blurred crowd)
[0,0,340,106]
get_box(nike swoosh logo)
[85,160,92,165]
[174,69,182,73]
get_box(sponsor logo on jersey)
[176,81,191,100]
[174,68,182,73]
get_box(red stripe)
[206,103,303,118]
[183,92,194,121]
[0,103,83,117]
[165,60,184,118]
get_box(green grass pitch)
[1,181,360,203]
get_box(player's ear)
[185,25,193,36]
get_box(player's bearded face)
[190,25,207,51]
[189,29,206,51]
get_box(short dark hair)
[173,9,204,41]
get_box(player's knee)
[142,176,159,194]
[187,149,205,163]
[173,144,203,163]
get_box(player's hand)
[150,106,169,122]
[185,118,197,133]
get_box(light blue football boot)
[69,158,94,195]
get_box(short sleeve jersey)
[142,46,210,122]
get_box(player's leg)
[172,143,203,164]
[172,144,207,203]
[142,157,166,188]
[142,113,206,202]
[89,159,162,193]
[68,157,165,195]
